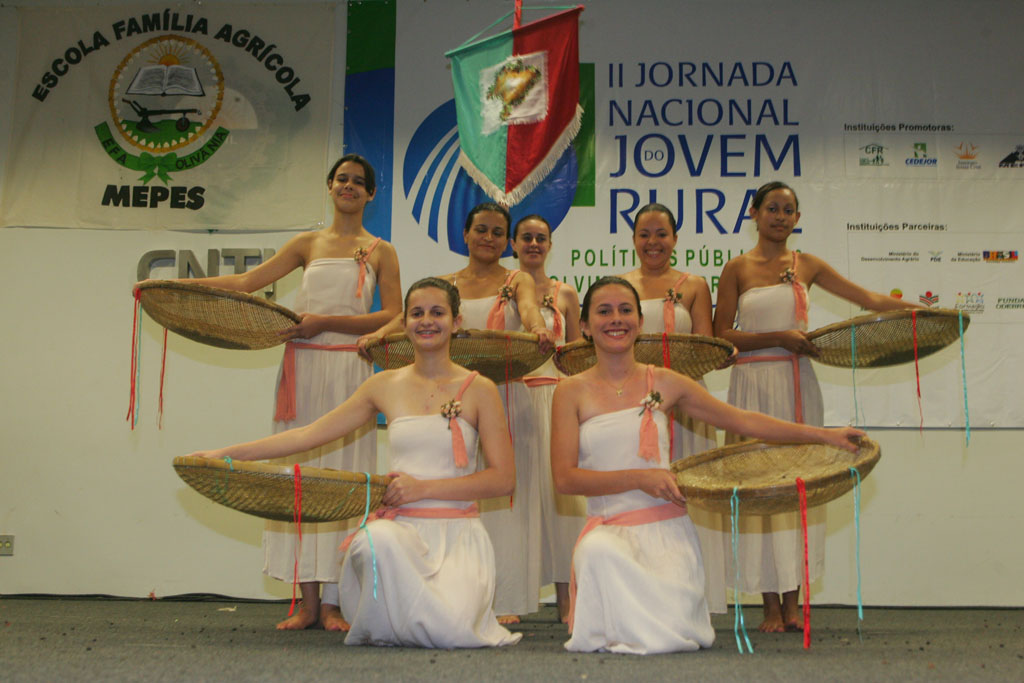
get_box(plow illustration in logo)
[95,35,228,184]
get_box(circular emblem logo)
[108,35,224,153]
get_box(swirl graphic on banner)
[402,99,577,256]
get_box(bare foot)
[782,588,803,632]
[497,614,521,625]
[320,603,350,632]
[555,582,571,624]
[758,592,786,633]
[276,602,319,630]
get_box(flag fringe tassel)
[459,104,583,207]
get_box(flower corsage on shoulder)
[497,283,515,303]
[542,293,556,309]
[441,398,463,428]
[353,246,369,264]
[639,390,663,415]
[664,288,683,304]
[780,267,797,284]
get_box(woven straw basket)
[366,329,553,384]
[173,456,389,523]
[808,309,969,368]
[555,333,734,379]
[137,281,301,350]
[671,437,880,515]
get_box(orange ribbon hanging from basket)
[796,477,811,649]
[288,464,303,617]
[127,289,142,429]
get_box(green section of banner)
[94,123,230,184]
[572,62,596,207]
[448,32,512,193]
[346,0,396,74]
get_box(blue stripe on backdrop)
[343,68,395,245]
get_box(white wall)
[1,0,1021,606]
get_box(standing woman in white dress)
[617,202,727,615]
[189,278,520,648]
[550,276,863,654]
[510,214,585,623]
[156,154,401,631]
[359,202,554,622]
[713,181,918,633]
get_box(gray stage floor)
[1,597,1022,681]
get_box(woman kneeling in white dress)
[190,277,520,648]
[551,276,863,655]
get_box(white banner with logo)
[1,4,332,231]
[382,0,1022,427]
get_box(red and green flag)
[446,5,584,207]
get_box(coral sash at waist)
[339,503,480,553]
[274,341,359,422]
[568,501,687,632]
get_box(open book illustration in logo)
[122,64,205,133]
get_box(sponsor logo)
[998,145,1024,168]
[859,143,887,166]
[930,250,942,262]
[905,142,937,167]
[919,291,939,307]
[955,291,984,313]
[954,142,981,170]
[996,297,1024,310]
[403,99,581,256]
[859,251,919,263]
[983,250,1018,263]
[96,34,228,197]
[950,251,982,263]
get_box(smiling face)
[327,160,374,214]
[512,217,551,268]
[464,210,510,263]
[581,282,642,352]
[632,210,678,271]
[404,286,461,351]
[750,187,800,243]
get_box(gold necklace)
[600,366,637,396]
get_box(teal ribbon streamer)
[851,326,860,426]
[730,487,754,654]
[849,467,863,641]
[356,472,378,600]
[220,457,235,497]
[451,10,512,50]
[959,310,970,446]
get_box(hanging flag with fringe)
[445,5,584,207]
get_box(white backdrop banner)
[351,0,1023,428]
[1,4,332,230]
